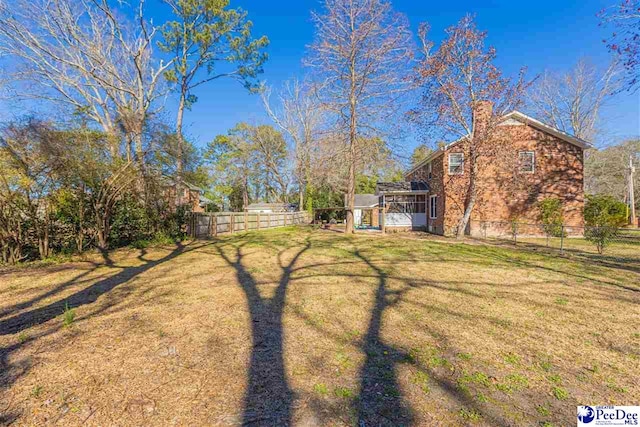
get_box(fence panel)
[189,211,311,239]
[469,220,640,261]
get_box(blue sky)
[145,0,638,156]
[4,0,640,158]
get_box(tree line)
[0,0,637,262]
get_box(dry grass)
[0,226,638,426]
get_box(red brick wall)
[163,186,204,213]
[407,123,585,235]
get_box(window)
[448,153,464,175]
[518,151,535,173]
[427,162,432,180]
[429,195,437,219]
[385,194,426,214]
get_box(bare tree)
[599,0,640,92]
[262,79,324,209]
[251,124,290,203]
[0,0,120,154]
[585,138,639,204]
[307,0,414,233]
[413,15,529,238]
[529,59,620,142]
[0,0,171,163]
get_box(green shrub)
[132,231,177,249]
[584,195,628,253]
[109,194,150,247]
[538,198,564,237]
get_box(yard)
[0,226,638,426]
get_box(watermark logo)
[578,406,595,424]
[577,406,640,426]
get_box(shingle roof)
[376,181,430,194]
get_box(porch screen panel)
[386,194,425,213]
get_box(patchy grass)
[0,226,638,426]
[62,303,76,327]
[552,386,569,400]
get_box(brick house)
[160,176,211,213]
[399,104,591,236]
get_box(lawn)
[0,227,638,426]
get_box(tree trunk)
[106,128,120,159]
[299,183,304,212]
[43,216,49,258]
[34,203,50,260]
[346,147,356,234]
[95,204,110,250]
[77,184,85,253]
[243,175,249,211]
[176,90,186,179]
[345,95,357,234]
[134,132,144,169]
[126,134,132,162]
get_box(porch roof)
[376,181,430,195]
[346,194,379,208]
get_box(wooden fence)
[188,211,311,239]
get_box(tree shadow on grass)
[0,241,207,423]
[353,249,415,426]
[0,242,190,336]
[0,263,109,320]
[213,236,310,426]
[293,250,511,426]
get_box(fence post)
[230,214,235,234]
[284,213,288,226]
[381,206,386,234]
[213,214,217,237]
[268,213,271,228]
[560,225,565,255]
[257,213,260,230]
[244,212,248,232]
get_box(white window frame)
[448,153,464,175]
[429,195,437,219]
[518,151,535,173]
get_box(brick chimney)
[472,100,493,139]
